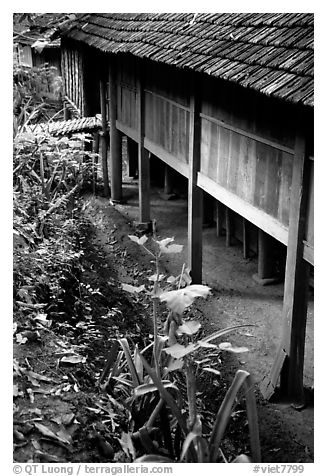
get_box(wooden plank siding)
[200,118,294,228]
[116,58,191,172]
[61,44,85,115]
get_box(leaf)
[148,273,165,282]
[233,454,252,463]
[121,283,145,294]
[164,343,196,359]
[16,333,27,344]
[165,358,184,373]
[161,243,183,254]
[166,275,177,283]
[157,237,183,254]
[34,313,51,327]
[119,432,136,460]
[118,338,141,388]
[137,351,188,436]
[197,341,217,349]
[177,320,201,335]
[202,368,221,377]
[128,234,148,246]
[134,381,178,398]
[209,370,261,463]
[60,354,86,364]
[135,455,173,463]
[219,342,249,353]
[13,384,23,398]
[34,423,70,445]
[160,285,211,314]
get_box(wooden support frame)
[136,62,151,225]
[260,121,311,402]
[188,75,203,284]
[108,57,123,203]
[99,76,110,198]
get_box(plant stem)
[185,357,197,430]
[152,250,160,377]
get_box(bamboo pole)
[100,77,110,197]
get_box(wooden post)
[225,207,233,247]
[127,137,138,178]
[242,218,249,259]
[99,77,110,198]
[257,230,275,278]
[260,122,310,402]
[136,62,151,225]
[164,165,174,195]
[92,131,100,194]
[108,59,122,203]
[188,75,203,284]
[216,201,225,237]
[203,194,214,226]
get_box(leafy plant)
[100,226,260,462]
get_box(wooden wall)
[200,117,294,228]
[61,41,85,115]
[116,57,190,175]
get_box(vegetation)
[102,229,261,462]
[13,63,260,463]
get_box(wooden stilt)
[164,165,174,195]
[126,137,138,178]
[188,76,203,284]
[225,207,233,247]
[92,131,100,194]
[257,230,275,278]
[108,59,122,203]
[99,77,110,198]
[242,218,249,259]
[260,122,310,402]
[136,64,151,226]
[216,201,225,237]
[203,194,214,226]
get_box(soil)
[13,188,314,464]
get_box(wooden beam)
[200,112,295,156]
[99,77,110,198]
[197,172,289,246]
[116,120,138,142]
[188,75,203,284]
[136,62,151,224]
[261,124,310,402]
[144,139,189,178]
[108,58,122,203]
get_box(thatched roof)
[59,13,314,107]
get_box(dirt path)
[113,182,314,463]
[13,193,313,463]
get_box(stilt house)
[57,13,314,401]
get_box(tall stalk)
[152,220,160,377]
